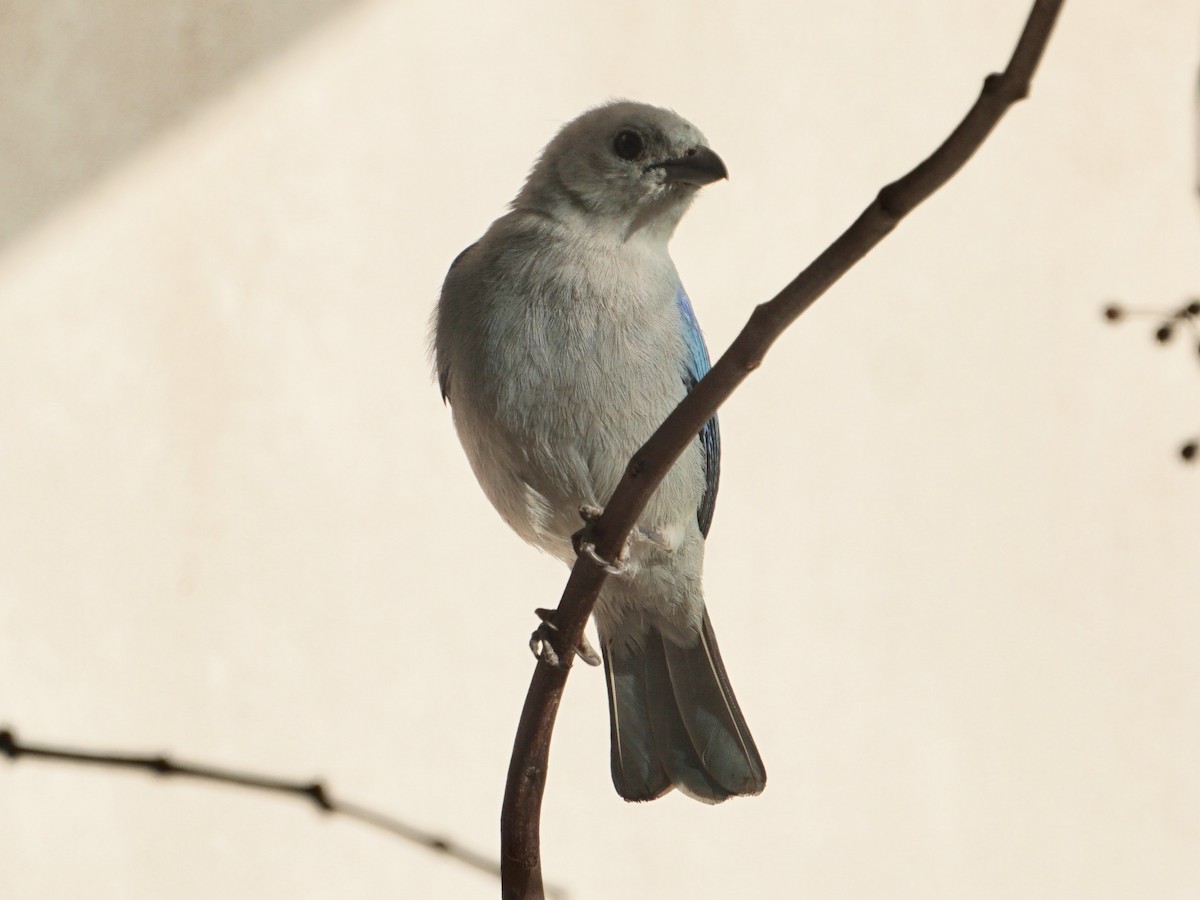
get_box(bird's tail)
[601,609,766,803]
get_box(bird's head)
[516,100,726,242]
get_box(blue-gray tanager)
[433,101,765,803]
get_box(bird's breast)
[442,226,704,551]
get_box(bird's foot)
[578,504,605,525]
[573,506,631,576]
[529,608,602,669]
[577,541,629,576]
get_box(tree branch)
[1101,298,1200,461]
[500,1,1066,897]
[0,726,566,899]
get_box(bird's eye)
[612,130,645,161]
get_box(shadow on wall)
[0,0,362,250]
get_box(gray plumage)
[432,100,765,803]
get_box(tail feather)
[603,639,673,802]
[640,626,733,803]
[661,612,766,798]
[602,609,766,803]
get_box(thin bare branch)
[500,2,1066,897]
[0,726,567,899]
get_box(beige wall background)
[2,1,1198,898]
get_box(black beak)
[650,146,728,186]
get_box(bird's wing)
[437,242,479,403]
[675,284,720,537]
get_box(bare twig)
[500,2,1066,897]
[0,726,567,899]
[1102,299,1200,461]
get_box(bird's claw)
[573,506,632,576]
[579,504,605,524]
[529,608,602,668]
[578,541,627,576]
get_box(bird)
[432,100,765,803]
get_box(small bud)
[1103,304,1123,322]
[1181,442,1198,462]
[1187,300,1200,317]
[1155,324,1173,343]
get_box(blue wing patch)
[676,284,720,537]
